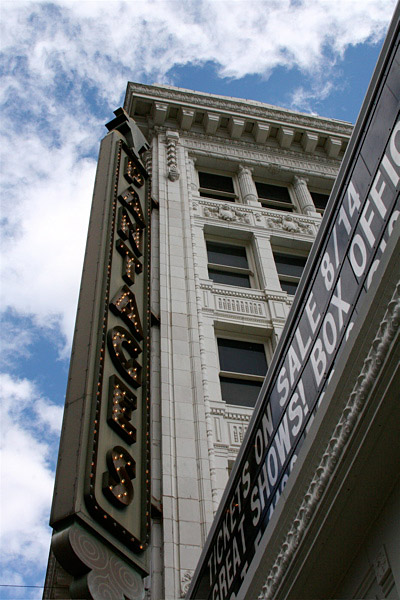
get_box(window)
[255,181,294,212]
[310,191,330,214]
[198,171,236,202]
[206,241,254,288]
[273,251,308,295]
[217,338,268,407]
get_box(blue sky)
[0,0,397,596]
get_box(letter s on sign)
[102,446,136,507]
[251,486,261,526]
[277,367,289,406]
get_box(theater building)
[124,82,355,599]
[44,10,399,599]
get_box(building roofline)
[124,81,353,135]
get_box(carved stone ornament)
[166,130,180,181]
[258,282,400,599]
[184,135,341,178]
[180,570,193,597]
[202,203,251,224]
[51,522,144,600]
[266,213,313,235]
[142,149,152,177]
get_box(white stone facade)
[124,83,352,599]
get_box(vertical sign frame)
[48,110,152,584]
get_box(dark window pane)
[208,269,251,287]
[255,182,292,203]
[218,338,267,376]
[207,242,248,269]
[199,191,235,201]
[220,377,263,407]
[274,252,307,278]
[311,192,329,211]
[280,280,299,295]
[199,172,234,193]
[260,200,293,212]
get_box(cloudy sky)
[0,0,397,596]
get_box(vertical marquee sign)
[48,109,152,592]
[188,7,399,600]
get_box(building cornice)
[125,82,352,135]
[124,83,352,160]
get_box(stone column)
[293,176,317,215]
[237,165,259,205]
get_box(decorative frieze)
[182,135,340,179]
[196,197,317,237]
[225,411,251,422]
[265,212,314,235]
[202,202,251,224]
[211,406,252,422]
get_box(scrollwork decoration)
[51,523,145,600]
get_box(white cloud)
[34,397,63,434]
[0,373,62,584]
[289,80,336,114]
[0,0,395,353]
[0,318,34,368]
[0,123,96,350]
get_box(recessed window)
[217,338,268,407]
[273,251,308,295]
[310,191,330,214]
[198,171,236,202]
[206,241,254,288]
[255,182,294,212]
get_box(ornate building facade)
[121,83,352,599]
